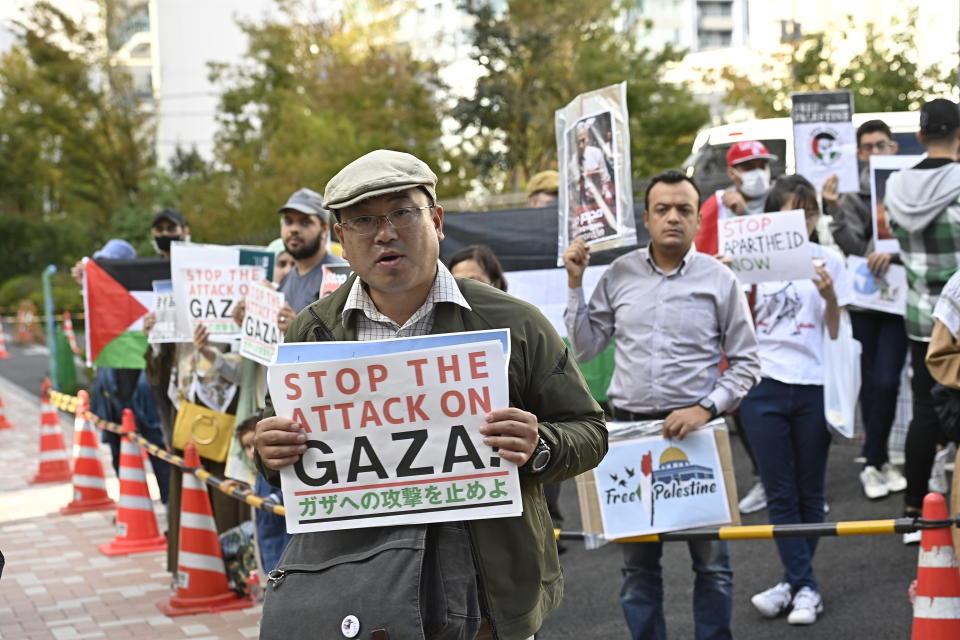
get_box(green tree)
[718,11,952,117]
[453,0,709,189]
[0,0,154,282]
[188,0,469,244]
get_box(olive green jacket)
[259,274,607,639]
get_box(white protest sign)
[591,426,731,539]
[171,242,264,342]
[792,90,858,192]
[847,255,907,316]
[148,280,182,343]
[268,340,521,533]
[718,209,816,284]
[870,154,924,254]
[239,282,284,366]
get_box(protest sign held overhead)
[870,154,924,254]
[555,82,636,265]
[171,242,266,342]
[847,255,907,316]
[239,282,284,366]
[792,91,858,193]
[718,210,815,284]
[268,336,521,533]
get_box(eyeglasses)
[858,140,891,153]
[338,206,433,236]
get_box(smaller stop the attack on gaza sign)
[718,209,816,285]
[267,339,521,533]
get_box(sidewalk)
[0,377,262,639]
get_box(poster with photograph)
[267,338,520,533]
[791,91,858,193]
[870,154,924,254]
[555,82,636,265]
[846,255,908,316]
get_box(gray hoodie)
[885,161,960,233]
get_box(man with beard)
[276,188,347,324]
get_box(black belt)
[611,407,672,421]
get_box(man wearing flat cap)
[255,150,607,640]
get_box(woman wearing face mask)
[738,175,852,627]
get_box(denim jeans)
[740,378,831,591]
[851,310,908,468]
[904,339,946,511]
[620,540,733,640]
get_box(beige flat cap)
[324,149,438,211]
[526,170,559,197]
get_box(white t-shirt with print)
[753,243,853,385]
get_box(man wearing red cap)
[694,140,777,256]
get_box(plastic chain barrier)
[48,389,286,518]
[50,390,960,544]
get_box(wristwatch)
[697,398,719,419]
[521,437,551,474]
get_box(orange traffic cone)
[911,492,960,638]
[0,316,9,358]
[0,394,13,430]
[62,311,79,355]
[157,441,252,616]
[98,409,166,556]
[61,390,114,515]
[29,379,71,484]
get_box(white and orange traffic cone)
[61,311,79,355]
[0,394,14,430]
[98,409,167,556]
[29,379,71,484]
[157,441,252,616]
[0,315,10,358]
[911,492,960,639]
[61,390,114,515]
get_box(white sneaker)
[823,499,830,515]
[903,530,922,545]
[751,582,792,618]
[860,466,890,499]
[881,463,907,493]
[739,481,767,514]
[787,587,823,625]
[929,449,950,494]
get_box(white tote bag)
[822,310,862,438]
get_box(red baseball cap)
[726,140,777,167]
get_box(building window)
[698,1,733,18]
[698,29,732,48]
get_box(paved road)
[0,341,924,638]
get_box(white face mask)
[736,167,771,200]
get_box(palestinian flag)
[83,258,171,368]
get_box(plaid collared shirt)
[892,215,960,341]
[342,261,471,340]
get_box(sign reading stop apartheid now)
[239,282,284,366]
[268,338,520,533]
[718,209,816,284]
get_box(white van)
[683,111,922,200]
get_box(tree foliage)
[188,0,470,244]
[718,11,952,117]
[0,0,155,283]
[453,0,709,188]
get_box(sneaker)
[787,587,823,625]
[903,530,921,545]
[823,499,830,515]
[860,466,890,499]
[929,448,950,494]
[881,463,907,493]
[739,481,767,514]
[751,582,792,618]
